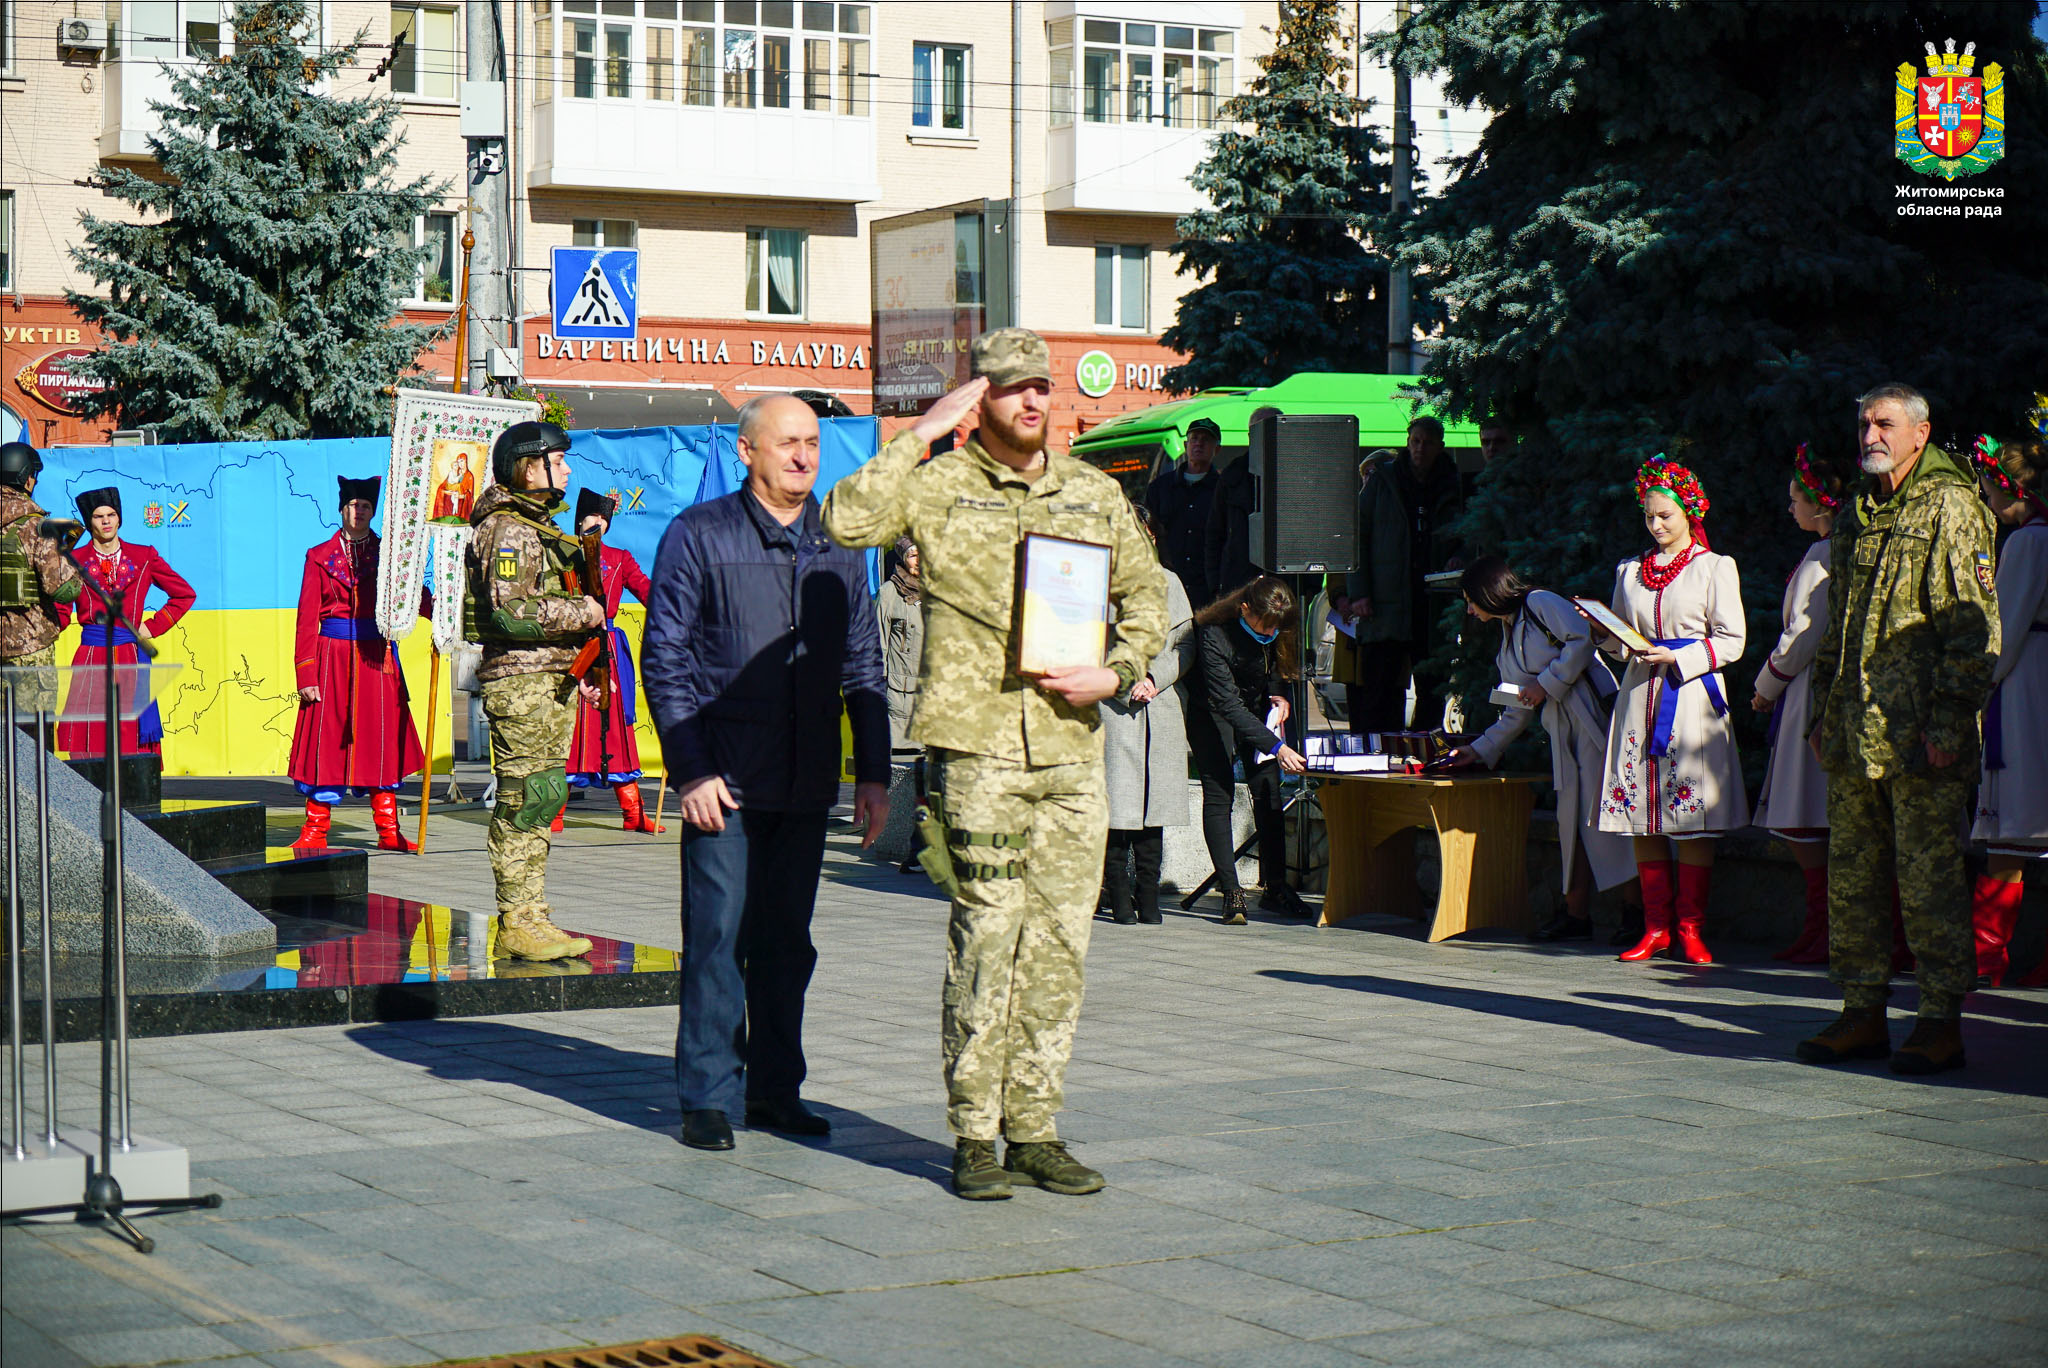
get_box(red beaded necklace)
[1638,541,1700,591]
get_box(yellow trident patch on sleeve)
[495,547,520,581]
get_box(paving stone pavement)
[5,799,2047,1368]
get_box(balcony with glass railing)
[529,0,880,202]
[1045,11,1234,216]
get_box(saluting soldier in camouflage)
[823,329,1166,1200]
[466,421,607,962]
[1800,384,1999,1075]
[0,442,85,705]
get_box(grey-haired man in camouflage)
[823,329,1166,1200]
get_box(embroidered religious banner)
[379,388,539,652]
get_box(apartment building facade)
[1,2,1483,450]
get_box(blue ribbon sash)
[607,622,637,727]
[1647,638,1728,759]
[76,623,162,745]
[318,618,384,642]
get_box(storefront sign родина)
[15,348,112,415]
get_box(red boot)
[291,799,331,851]
[1972,874,2026,987]
[1777,865,1830,964]
[1673,862,1714,965]
[550,801,566,834]
[371,792,415,853]
[617,781,666,834]
[1619,860,1675,962]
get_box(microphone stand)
[2,545,221,1251]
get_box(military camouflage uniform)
[1809,444,1999,1020]
[466,483,603,954]
[822,335,1166,1144]
[0,485,83,713]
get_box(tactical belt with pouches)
[918,791,1028,895]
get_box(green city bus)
[1069,372,1482,499]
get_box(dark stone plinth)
[200,846,370,912]
[65,753,163,808]
[133,799,268,864]
[5,894,677,1042]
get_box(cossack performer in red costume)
[561,487,665,833]
[287,476,431,852]
[57,486,197,757]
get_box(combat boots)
[290,799,331,851]
[1795,1006,1891,1065]
[370,792,415,853]
[1889,1017,1966,1075]
[951,1139,1012,1200]
[497,906,592,962]
[1003,1141,1105,1195]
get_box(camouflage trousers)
[0,644,60,715]
[483,671,577,916]
[1827,768,1975,1019]
[932,748,1108,1143]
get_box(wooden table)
[1316,772,1542,942]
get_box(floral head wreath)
[1791,443,1841,511]
[1633,453,1710,521]
[1972,433,2048,519]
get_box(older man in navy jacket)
[644,393,890,1152]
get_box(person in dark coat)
[1186,575,1308,925]
[1204,406,1280,596]
[643,392,890,1153]
[1145,417,1220,609]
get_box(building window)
[183,0,223,58]
[412,212,458,304]
[1094,244,1147,331]
[543,0,865,112]
[0,2,12,76]
[912,41,968,133]
[573,218,637,248]
[0,192,14,293]
[1051,18,1232,129]
[745,227,805,318]
[391,4,458,98]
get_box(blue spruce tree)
[66,0,447,441]
[1380,1,2048,739]
[1163,0,1396,390]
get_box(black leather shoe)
[745,1097,831,1136]
[1531,914,1594,942]
[681,1109,734,1150]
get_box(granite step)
[198,845,368,912]
[130,798,268,864]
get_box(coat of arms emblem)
[1896,39,2004,180]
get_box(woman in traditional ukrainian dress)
[287,477,429,852]
[1967,430,2048,988]
[1751,445,1848,964]
[1596,456,1747,966]
[561,488,664,833]
[56,487,196,758]
[1446,557,1632,942]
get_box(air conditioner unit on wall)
[58,17,110,52]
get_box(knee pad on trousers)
[511,767,568,831]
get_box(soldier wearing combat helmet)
[823,328,1167,1200]
[0,443,85,693]
[1799,383,1999,1075]
[465,421,608,962]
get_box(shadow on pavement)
[1258,969,2048,1098]
[345,1019,958,1184]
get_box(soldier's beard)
[982,409,1048,459]
[1860,448,1897,474]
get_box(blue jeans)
[675,808,828,1116]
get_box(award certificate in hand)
[1571,597,1655,655]
[1017,533,1112,674]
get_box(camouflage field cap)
[970,328,1053,387]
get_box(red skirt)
[57,639,162,757]
[288,632,425,795]
[566,629,642,784]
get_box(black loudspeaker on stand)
[1248,412,1360,577]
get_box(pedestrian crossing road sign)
[551,246,639,340]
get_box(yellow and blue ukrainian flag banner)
[43,418,880,777]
